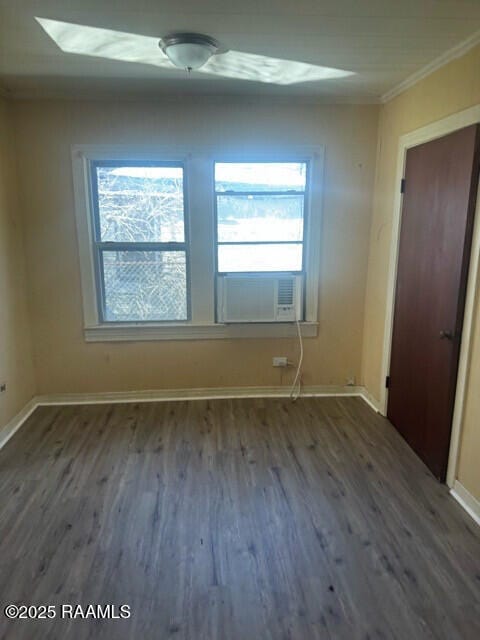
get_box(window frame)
[89,159,191,324]
[213,160,310,277]
[72,145,323,341]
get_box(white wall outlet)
[272,357,289,367]
[346,376,356,387]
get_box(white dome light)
[161,33,219,71]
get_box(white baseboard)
[0,398,38,451]
[36,384,368,405]
[3,389,477,529]
[0,385,379,450]
[358,388,382,414]
[450,481,480,527]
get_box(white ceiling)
[1,0,480,102]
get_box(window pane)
[215,162,307,193]
[95,165,185,243]
[217,194,304,242]
[102,251,187,321]
[218,243,302,272]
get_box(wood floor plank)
[0,397,479,639]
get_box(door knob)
[439,330,454,340]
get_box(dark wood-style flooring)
[0,397,479,639]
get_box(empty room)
[1,1,480,638]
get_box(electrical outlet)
[346,376,356,387]
[0,383,6,393]
[272,357,288,367]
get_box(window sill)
[84,322,318,342]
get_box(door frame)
[380,104,480,488]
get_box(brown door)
[387,124,480,481]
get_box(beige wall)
[4,48,480,501]
[362,44,480,499]
[0,97,36,428]
[12,99,378,395]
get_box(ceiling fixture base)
[160,33,220,71]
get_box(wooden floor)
[0,397,479,640]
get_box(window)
[72,146,322,340]
[90,161,188,322]
[215,162,307,273]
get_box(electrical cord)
[290,316,303,402]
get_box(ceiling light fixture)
[160,33,219,71]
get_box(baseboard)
[36,384,367,405]
[0,398,38,451]
[3,390,477,530]
[0,385,378,451]
[450,481,480,527]
[358,388,382,414]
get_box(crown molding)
[381,29,480,104]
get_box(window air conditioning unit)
[217,275,303,323]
